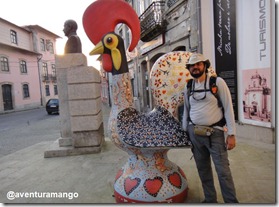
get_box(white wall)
[200,0,215,69]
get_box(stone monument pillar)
[44,53,104,157]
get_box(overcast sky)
[1,0,100,69]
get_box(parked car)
[46,98,59,115]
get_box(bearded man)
[182,53,239,203]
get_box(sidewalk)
[0,136,275,204]
[0,104,276,204]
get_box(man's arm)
[217,77,237,150]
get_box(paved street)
[0,108,60,158]
[0,105,276,204]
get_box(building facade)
[103,0,200,112]
[100,0,276,144]
[25,25,60,106]
[0,18,60,113]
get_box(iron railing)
[139,1,166,42]
[42,74,56,82]
[166,0,180,8]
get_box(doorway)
[2,84,13,111]
[140,61,150,112]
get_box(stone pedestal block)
[67,66,100,84]
[55,53,87,69]
[56,64,71,141]
[69,99,101,116]
[58,137,72,147]
[72,123,104,147]
[44,53,104,158]
[71,113,103,132]
[68,84,101,100]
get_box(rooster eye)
[106,37,113,44]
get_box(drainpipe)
[197,0,203,53]
[37,55,43,106]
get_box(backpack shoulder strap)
[186,79,193,123]
[209,76,223,108]
[186,78,193,96]
[209,76,227,126]
[209,76,217,94]
[187,78,193,89]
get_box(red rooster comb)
[83,0,141,52]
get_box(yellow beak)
[89,41,104,55]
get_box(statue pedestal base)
[114,188,187,203]
[113,149,188,203]
[44,53,104,158]
[44,139,102,158]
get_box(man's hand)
[226,135,236,150]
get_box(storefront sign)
[236,0,273,127]
[139,34,165,55]
[213,0,238,120]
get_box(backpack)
[185,76,226,126]
[187,76,223,109]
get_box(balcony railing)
[166,0,180,8]
[42,74,57,82]
[42,75,50,82]
[51,75,57,82]
[139,1,167,42]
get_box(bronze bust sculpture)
[63,19,82,53]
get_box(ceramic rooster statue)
[83,0,192,203]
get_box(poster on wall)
[213,0,238,120]
[236,0,273,128]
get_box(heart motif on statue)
[143,177,163,197]
[124,177,141,196]
[115,169,123,182]
[168,172,182,189]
